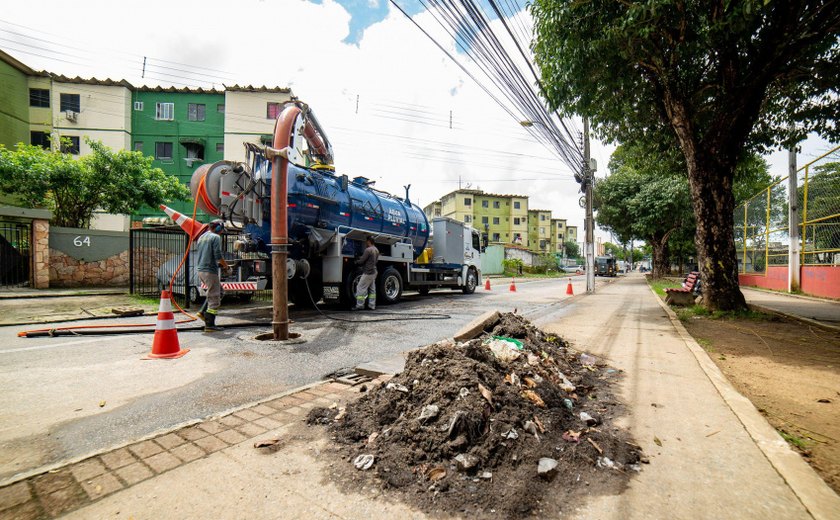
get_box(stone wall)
[32,219,49,289]
[49,249,129,287]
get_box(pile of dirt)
[309,313,644,518]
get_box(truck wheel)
[377,267,403,305]
[342,269,364,308]
[462,268,478,294]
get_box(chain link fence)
[735,145,840,273]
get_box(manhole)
[254,332,301,341]
[248,331,306,345]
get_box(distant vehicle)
[595,256,617,277]
[566,265,584,275]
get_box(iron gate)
[0,220,32,289]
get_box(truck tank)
[190,159,430,258]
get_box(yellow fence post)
[801,164,809,266]
[765,187,770,276]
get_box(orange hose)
[18,177,214,337]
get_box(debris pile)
[310,313,644,518]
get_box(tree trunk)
[685,157,747,311]
[650,234,670,279]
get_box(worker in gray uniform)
[196,219,230,331]
[354,236,379,310]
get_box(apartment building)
[223,85,294,163]
[528,209,552,252]
[549,218,567,255]
[423,188,529,246]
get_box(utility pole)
[788,142,800,292]
[583,118,595,294]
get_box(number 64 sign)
[73,236,91,247]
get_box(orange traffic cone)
[145,291,189,359]
[509,277,517,292]
[566,278,574,295]
[159,204,208,240]
[485,279,491,291]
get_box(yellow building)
[528,209,552,252]
[223,85,294,162]
[424,188,528,246]
[550,218,567,255]
[48,75,132,156]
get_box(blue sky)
[324,0,424,44]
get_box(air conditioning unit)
[65,110,78,122]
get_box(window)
[267,102,281,119]
[492,217,500,225]
[464,215,472,223]
[540,240,547,249]
[155,142,173,160]
[464,197,471,206]
[60,93,80,113]
[513,218,520,225]
[492,233,500,241]
[481,200,488,208]
[184,143,204,160]
[134,141,143,152]
[540,227,545,235]
[434,209,441,216]
[156,102,174,120]
[558,233,563,240]
[29,89,49,108]
[540,214,546,221]
[493,201,500,209]
[481,216,488,224]
[188,103,206,121]
[133,101,144,111]
[217,104,225,113]
[514,201,521,209]
[61,136,80,155]
[30,131,49,149]
[216,143,224,153]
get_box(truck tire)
[377,267,403,305]
[462,267,478,294]
[342,268,364,308]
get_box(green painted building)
[0,50,34,151]
[131,87,226,221]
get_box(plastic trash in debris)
[580,353,598,366]
[386,382,410,393]
[458,387,470,399]
[480,471,493,480]
[537,457,559,480]
[523,420,540,440]
[354,454,375,470]
[503,428,519,440]
[563,398,574,411]
[580,411,598,426]
[418,404,440,423]
[527,353,540,366]
[556,370,576,393]
[484,337,523,362]
[596,457,616,469]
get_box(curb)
[742,286,840,304]
[649,285,840,520]
[0,291,128,300]
[746,303,840,333]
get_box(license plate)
[323,286,340,301]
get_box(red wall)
[739,265,840,299]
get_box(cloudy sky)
[1,0,835,243]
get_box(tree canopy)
[531,0,840,310]
[0,140,189,228]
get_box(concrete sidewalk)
[742,287,840,330]
[1,276,838,519]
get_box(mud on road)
[309,313,643,519]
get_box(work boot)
[203,311,223,332]
[196,301,208,322]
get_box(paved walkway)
[1,275,837,519]
[742,288,840,329]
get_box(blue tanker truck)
[186,140,482,308]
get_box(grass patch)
[129,294,161,306]
[675,304,770,322]
[778,429,811,451]
[695,337,714,351]
[648,279,682,299]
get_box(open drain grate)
[334,372,371,386]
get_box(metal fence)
[735,145,840,273]
[130,226,272,307]
[0,220,31,289]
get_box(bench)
[664,271,701,306]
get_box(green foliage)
[0,140,189,228]
[502,258,523,275]
[563,240,580,258]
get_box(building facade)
[223,86,294,162]
[131,87,226,221]
[0,50,33,151]
[528,209,552,252]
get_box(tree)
[0,140,189,228]
[564,240,580,259]
[532,0,840,310]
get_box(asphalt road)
[0,275,611,484]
